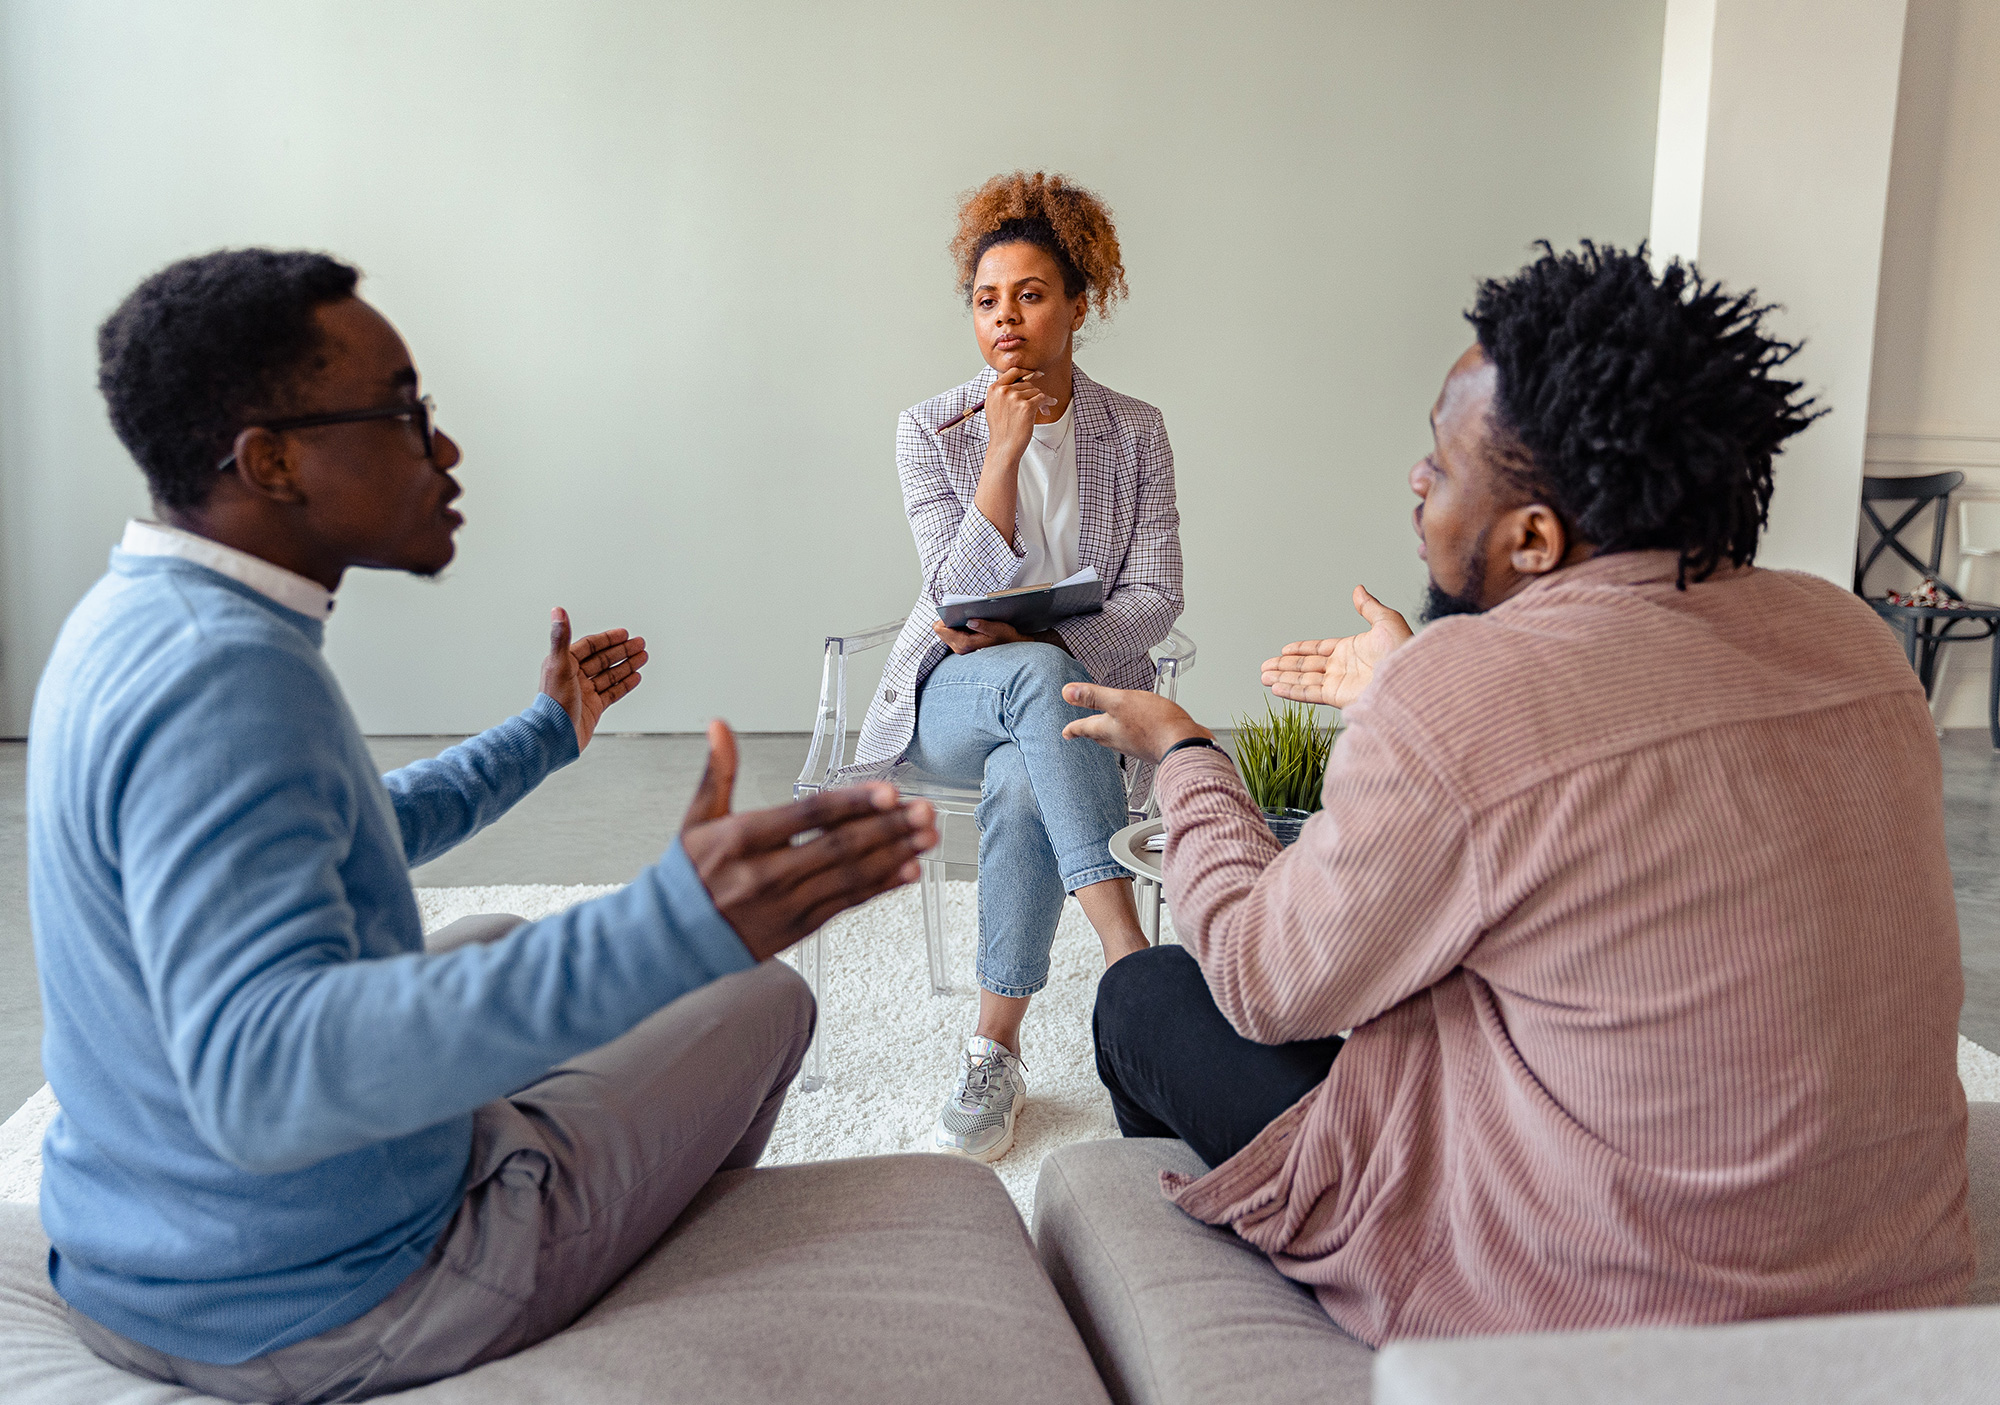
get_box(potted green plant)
[1231,698,1339,846]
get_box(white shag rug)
[6,881,2000,1223]
[0,881,1146,1220]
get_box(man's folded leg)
[1092,944,1342,1169]
[421,911,531,954]
[469,956,815,1364]
[71,958,815,1405]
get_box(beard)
[1420,580,1483,621]
[1420,533,1489,623]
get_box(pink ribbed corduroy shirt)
[1156,550,1972,1346]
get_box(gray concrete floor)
[1944,731,2000,1053]
[4,732,2000,1114]
[0,747,30,1118]
[359,732,816,887]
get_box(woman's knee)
[1008,640,1092,694]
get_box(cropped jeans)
[905,642,1132,999]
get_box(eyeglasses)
[217,394,438,472]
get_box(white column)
[1647,0,1717,267]
[1648,0,1909,586]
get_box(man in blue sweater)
[28,248,938,1403]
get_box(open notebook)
[938,567,1103,634]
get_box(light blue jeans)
[906,642,1132,999]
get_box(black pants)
[1093,944,1344,1169]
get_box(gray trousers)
[71,914,815,1404]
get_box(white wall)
[1865,0,2000,727]
[1648,0,1717,263]
[1647,0,1910,587]
[0,0,1665,737]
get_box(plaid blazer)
[855,364,1185,769]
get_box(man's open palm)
[540,607,647,752]
[1261,586,1413,710]
[678,721,939,961]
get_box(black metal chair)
[1855,471,2000,748]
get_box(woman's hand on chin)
[983,367,1057,460]
[933,618,1033,654]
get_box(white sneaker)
[933,1035,1027,1163]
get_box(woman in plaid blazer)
[853,174,1183,1163]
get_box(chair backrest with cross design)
[1855,471,2000,749]
[1855,471,1968,599]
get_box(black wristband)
[1161,736,1224,763]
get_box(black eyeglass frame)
[216,394,437,472]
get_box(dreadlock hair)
[97,248,361,510]
[1466,241,1824,587]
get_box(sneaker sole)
[936,1088,1026,1165]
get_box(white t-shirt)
[1011,401,1081,590]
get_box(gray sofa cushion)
[1036,1103,2000,1405]
[0,1154,1109,1405]
[1032,1138,1373,1405]
[1966,1099,2000,1304]
[1372,1304,2000,1405]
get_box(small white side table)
[1108,818,1167,944]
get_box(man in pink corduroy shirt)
[1063,243,1973,1346]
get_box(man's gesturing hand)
[678,721,939,962]
[1060,683,1212,765]
[540,606,648,752]
[1260,586,1413,710]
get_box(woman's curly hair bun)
[950,171,1128,319]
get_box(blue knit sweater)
[28,551,753,1364]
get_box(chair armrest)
[796,619,910,797]
[1124,627,1199,818]
[1150,627,1196,702]
[832,619,909,651]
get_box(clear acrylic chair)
[790,622,1196,1090]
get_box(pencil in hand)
[935,402,985,434]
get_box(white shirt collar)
[119,520,337,622]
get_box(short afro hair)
[951,172,1128,320]
[97,248,360,510]
[1467,241,1823,586]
